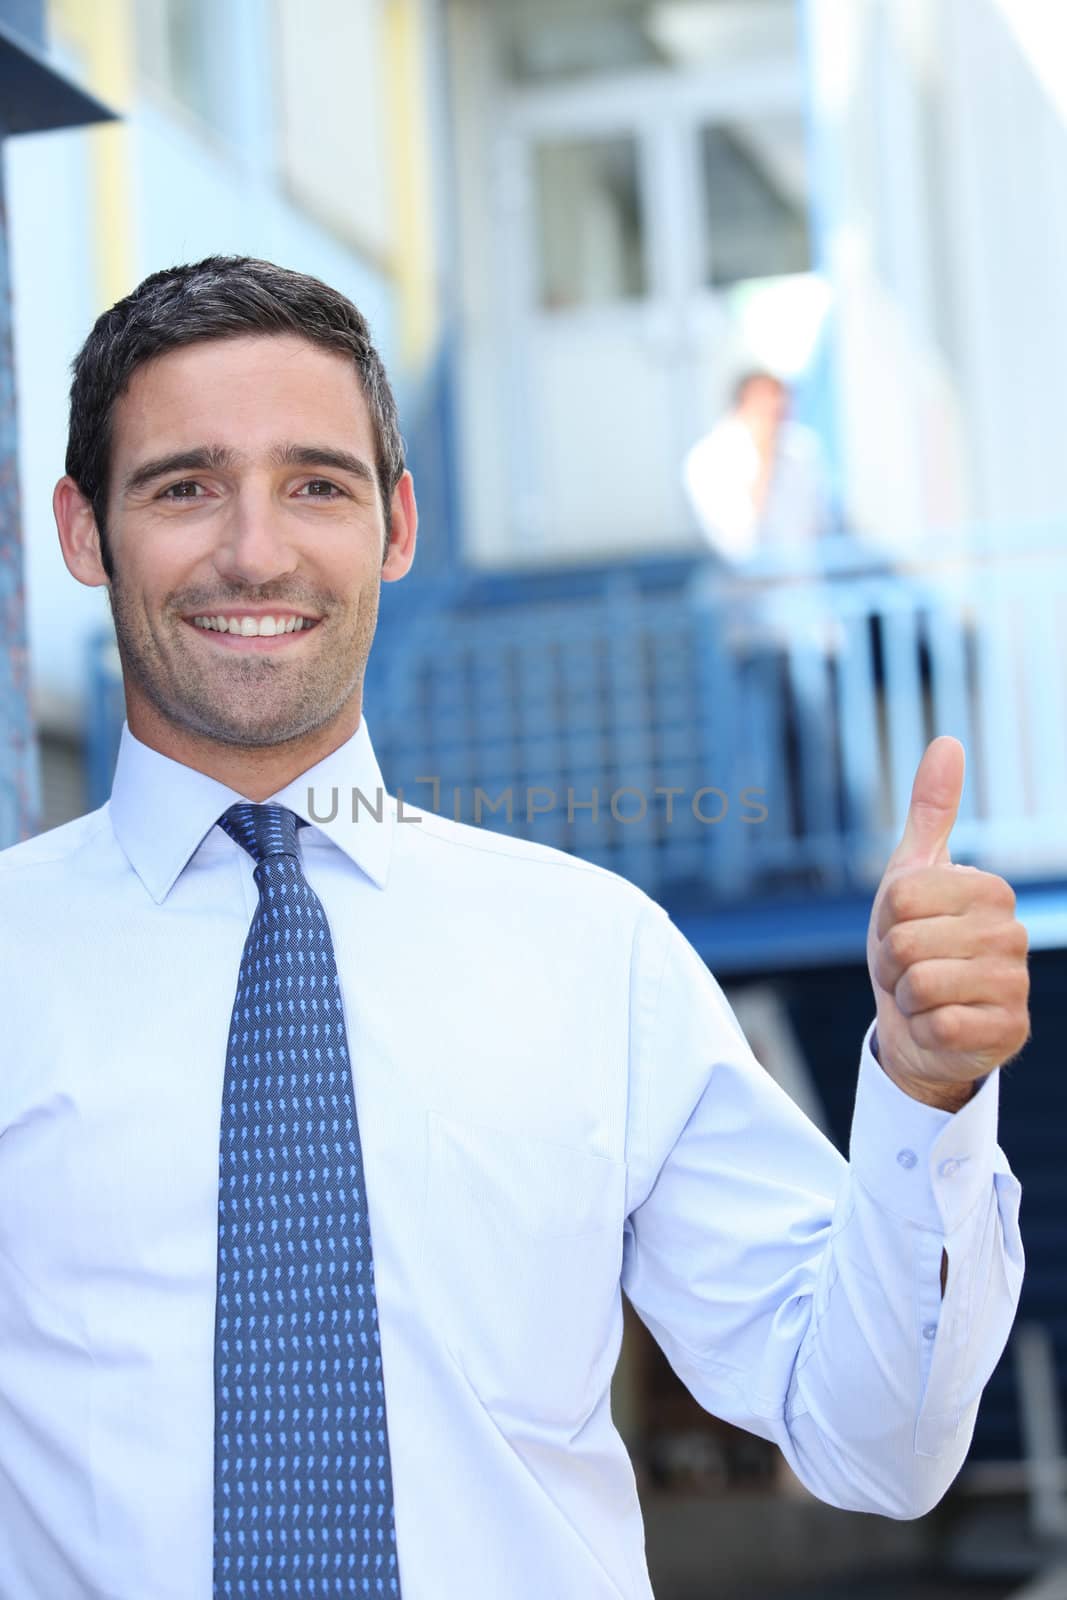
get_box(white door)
[494,58,817,560]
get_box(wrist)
[871,1027,979,1113]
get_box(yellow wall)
[48,0,438,369]
[48,0,135,312]
[383,0,439,370]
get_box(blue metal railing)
[0,144,39,846]
[366,529,1067,902]
[86,527,1067,911]
[86,631,125,811]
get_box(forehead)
[747,377,784,398]
[111,333,374,458]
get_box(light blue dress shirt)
[0,717,1023,1599]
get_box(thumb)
[885,736,965,874]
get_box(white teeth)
[191,614,315,636]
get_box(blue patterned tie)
[213,802,401,1597]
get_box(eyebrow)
[120,442,378,498]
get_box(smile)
[183,616,322,650]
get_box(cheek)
[346,560,383,606]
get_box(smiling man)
[0,257,1028,1600]
[60,305,415,798]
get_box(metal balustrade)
[366,530,1067,903]
[86,528,1067,907]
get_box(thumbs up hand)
[867,737,1030,1110]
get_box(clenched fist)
[867,737,1031,1112]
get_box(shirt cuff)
[849,1020,1000,1233]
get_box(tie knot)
[217,802,307,865]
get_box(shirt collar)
[108,715,394,904]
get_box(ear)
[53,476,109,588]
[382,470,417,583]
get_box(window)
[134,0,226,132]
[501,0,799,85]
[534,134,648,308]
[700,112,811,287]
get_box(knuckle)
[886,924,915,969]
[982,916,1027,961]
[987,873,1017,912]
[902,963,936,1011]
[988,955,1030,1003]
[873,946,897,992]
[886,879,916,925]
[928,1007,961,1049]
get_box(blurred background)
[1,0,1065,1595]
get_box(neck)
[125,701,363,802]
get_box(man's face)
[741,377,789,432]
[93,332,413,751]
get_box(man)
[684,371,841,857]
[682,369,833,562]
[0,257,1028,1599]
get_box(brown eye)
[159,481,204,499]
[299,481,345,498]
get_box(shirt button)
[939,1158,960,1178]
[897,1149,918,1169]
[922,1323,938,1341]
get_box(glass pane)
[502,0,799,85]
[534,136,648,310]
[701,114,811,288]
[134,0,175,87]
[167,0,216,125]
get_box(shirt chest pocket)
[423,1110,627,1428]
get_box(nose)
[211,482,300,587]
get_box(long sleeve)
[621,904,1024,1519]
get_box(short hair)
[731,368,788,408]
[64,255,406,581]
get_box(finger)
[893,957,1030,1019]
[884,736,965,875]
[907,1002,1031,1063]
[873,913,1029,992]
[874,864,1015,941]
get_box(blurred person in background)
[683,371,840,868]
[683,368,834,562]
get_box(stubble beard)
[105,573,381,751]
